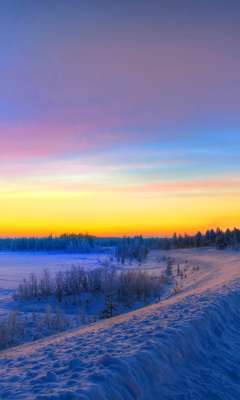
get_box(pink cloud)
[113,178,240,193]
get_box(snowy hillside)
[0,249,240,399]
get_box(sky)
[0,0,240,237]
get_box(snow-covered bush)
[0,304,71,350]
[115,236,150,265]
[0,311,26,350]
[116,270,164,304]
[17,262,165,306]
[44,305,70,334]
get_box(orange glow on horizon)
[0,188,239,238]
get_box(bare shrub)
[17,262,165,310]
[0,310,25,350]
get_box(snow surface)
[0,250,166,291]
[0,248,240,399]
[0,252,111,291]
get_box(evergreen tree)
[183,233,190,248]
[172,233,178,248]
[162,237,171,250]
[204,230,211,246]
[225,228,232,246]
[194,231,203,248]
[209,229,216,246]
[177,234,184,249]
[166,260,173,276]
[216,231,227,250]
[232,230,240,251]
[102,290,119,318]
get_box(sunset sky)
[1,0,240,237]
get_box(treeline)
[1,227,239,254]
[0,233,150,258]
[158,227,240,251]
[0,233,100,253]
[0,234,129,253]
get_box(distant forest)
[0,233,99,253]
[156,227,240,251]
[0,227,239,253]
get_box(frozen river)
[0,252,109,290]
[0,250,167,291]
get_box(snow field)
[0,248,240,399]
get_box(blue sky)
[0,0,240,236]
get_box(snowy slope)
[0,249,240,400]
